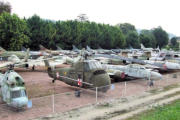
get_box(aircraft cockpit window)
[88,61,103,70]
[11,90,26,98]
[165,55,171,57]
[159,53,165,57]
[11,90,21,98]
[21,90,26,97]
[15,77,20,81]
[84,63,90,71]
[140,67,145,70]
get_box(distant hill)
[168,33,176,39]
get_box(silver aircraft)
[103,64,162,81]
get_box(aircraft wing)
[143,64,160,69]
[0,56,63,70]
[14,56,63,67]
[0,62,13,70]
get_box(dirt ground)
[0,68,180,120]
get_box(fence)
[0,72,180,120]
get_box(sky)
[3,0,180,36]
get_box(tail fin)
[140,44,145,49]
[157,46,160,51]
[86,45,91,51]
[39,44,48,51]
[129,45,133,50]
[23,48,30,62]
[72,45,78,51]
[0,47,6,52]
[56,45,62,50]
[21,46,27,51]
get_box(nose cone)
[165,62,180,70]
[11,97,28,108]
[176,64,180,70]
[150,72,162,80]
[91,72,111,92]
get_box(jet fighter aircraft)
[103,64,162,81]
[0,47,29,60]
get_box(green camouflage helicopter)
[44,55,111,92]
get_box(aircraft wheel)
[52,79,55,83]
[113,77,119,82]
[149,80,154,87]
[32,65,35,71]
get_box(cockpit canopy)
[128,64,146,70]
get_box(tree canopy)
[139,30,156,48]
[152,27,169,49]
[117,23,139,48]
[0,13,171,51]
[0,12,29,50]
[0,1,11,15]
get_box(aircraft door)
[69,69,83,87]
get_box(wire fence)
[0,72,180,120]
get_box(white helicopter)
[0,65,28,108]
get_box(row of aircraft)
[0,44,180,109]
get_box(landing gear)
[32,65,35,71]
[52,79,55,83]
[149,80,154,87]
[75,89,81,97]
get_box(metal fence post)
[96,87,98,103]
[52,94,54,113]
[125,82,126,96]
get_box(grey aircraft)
[103,64,162,82]
[0,47,28,60]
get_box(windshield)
[140,67,145,70]
[11,90,26,99]
[84,61,103,71]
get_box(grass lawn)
[128,99,180,120]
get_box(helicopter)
[44,55,111,92]
[0,65,28,108]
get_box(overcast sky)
[4,0,180,36]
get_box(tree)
[139,30,156,48]
[117,23,136,35]
[26,15,57,50]
[0,1,11,14]
[126,31,139,48]
[117,23,138,48]
[0,12,29,50]
[170,37,177,46]
[170,37,179,51]
[152,27,169,48]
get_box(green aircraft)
[0,47,27,59]
[44,56,111,92]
